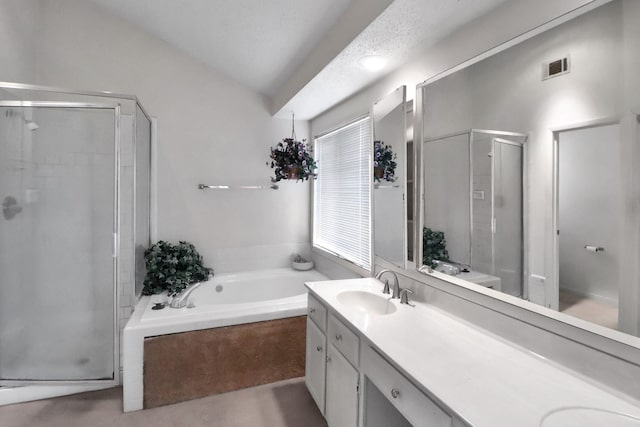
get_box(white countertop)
[305,278,640,427]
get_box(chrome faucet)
[375,269,400,299]
[169,282,203,308]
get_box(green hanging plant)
[422,227,450,268]
[142,240,213,296]
[267,112,317,182]
[268,137,317,182]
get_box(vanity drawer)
[328,313,360,367]
[363,346,451,427]
[307,294,327,332]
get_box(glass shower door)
[0,103,117,383]
[492,138,524,297]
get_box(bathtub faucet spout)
[170,282,204,308]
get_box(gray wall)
[0,0,312,275]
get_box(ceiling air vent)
[542,55,570,80]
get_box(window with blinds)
[313,117,371,270]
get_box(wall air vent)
[542,55,570,80]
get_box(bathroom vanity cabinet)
[305,293,458,427]
[306,294,360,427]
[306,278,640,427]
[304,278,640,427]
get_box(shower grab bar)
[198,184,279,190]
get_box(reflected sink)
[540,407,640,427]
[337,291,397,316]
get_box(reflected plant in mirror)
[422,227,449,269]
[418,0,640,338]
[373,140,397,182]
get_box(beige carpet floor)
[0,377,327,427]
[560,290,619,330]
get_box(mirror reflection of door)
[372,86,407,269]
[556,123,621,330]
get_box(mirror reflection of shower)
[423,129,527,295]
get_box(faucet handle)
[399,288,414,305]
[382,279,391,295]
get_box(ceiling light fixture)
[358,55,387,72]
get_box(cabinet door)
[326,345,359,427]
[306,318,326,414]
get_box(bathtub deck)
[143,316,306,408]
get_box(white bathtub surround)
[306,278,640,426]
[204,243,312,275]
[123,268,328,412]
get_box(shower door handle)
[112,233,118,258]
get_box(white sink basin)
[337,290,397,316]
[540,407,640,427]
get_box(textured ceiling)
[88,0,353,96]
[278,0,512,119]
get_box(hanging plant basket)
[374,140,397,182]
[268,113,317,182]
[374,166,385,180]
[287,165,303,180]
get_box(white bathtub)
[122,267,329,412]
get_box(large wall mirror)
[418,0,640,339]
[373,86,408,268]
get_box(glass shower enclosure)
[423,129,527,297]
[0,82,151,392]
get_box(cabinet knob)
[309,308,316,314]
[316,345,322,352]
[335,334,342,341]
[390,388,400,399]
[326,356,332,364]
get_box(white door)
[555,123,621,314]
[305,319,326,413]
[325,345,359,427]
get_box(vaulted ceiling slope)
[88,0,357,96]
[89,0,510,119]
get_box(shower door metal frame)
[490,137,525,297]
[0,100,121,387]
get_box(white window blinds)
[313,117,371,270]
